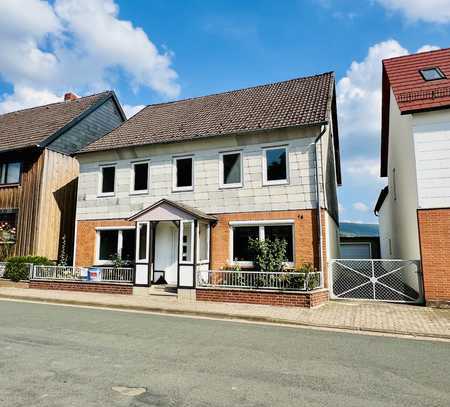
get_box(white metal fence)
[197,270,322,291]
[330,259,423,303]
[32,266,134,283]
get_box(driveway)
[0,300,449,406]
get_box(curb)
[1,293,449,341]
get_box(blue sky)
[0,0,449,223]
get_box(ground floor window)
[231,222,294,264]
[96,228,136,264]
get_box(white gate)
[330,259,423,304]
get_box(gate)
[330,259,423,304]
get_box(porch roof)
[127,199,217,222]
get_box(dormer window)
[420,67,445,81]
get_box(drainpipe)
[313,124,327,279]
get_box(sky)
[0,0,449,224]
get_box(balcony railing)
[197,270,322,291]
[32,266,134,283]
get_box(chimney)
[64,92,78,102]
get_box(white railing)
[0,262,6,278]
[32,266,134,283]
[197,270,322,291]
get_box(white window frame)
[130,160,150,195]
[180,220,195,264]
[219,150,243,189]
[229,220,295,267]
[262,145,289,186]
[136,221,150,263]
[197,222,210,264]
[95,226,136,265]
[98,163,116,197]
[173,156,194,192]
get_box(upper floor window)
[131,161,149,194]
[173,156,193,191]
[0,162,21,185]
[99,165,115,196]
[420,67,445,81]
[263,146,288,185]
[220,151,242,188]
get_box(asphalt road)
[0,300,449,407]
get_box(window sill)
[262,179,289,187]
[97,192,115,198]
[219,183,243,190]
[173,187,194,193]
[130,190,149,196]
[0,183,20,189]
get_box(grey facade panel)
[325,135,339,223]
[48,98,124,155]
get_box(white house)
[73,73,341,298]
[375,47,450,306]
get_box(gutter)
[313,124,328,274]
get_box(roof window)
[420,67,446,81]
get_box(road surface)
[0,300,449,406]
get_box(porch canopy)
[128,199,216,288]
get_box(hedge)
[4,256,53,282]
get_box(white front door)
[154,222,178,285]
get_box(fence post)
[29,264,34,280]
[371,260,376,300]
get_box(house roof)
[380,47,450,176]
[80,72,337,154]
[339,222,379,238]
[0,91,115,154]
[128,199,217,222]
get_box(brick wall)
[417,209,450,305]
[75,219,134,267]
[196,288,329,308]
[29,280,132,295]
[210,209,323,270]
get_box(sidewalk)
[0,286,449,340]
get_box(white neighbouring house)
[73,73,341,299]
[375,48,450,306]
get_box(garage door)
[340,243,371,259]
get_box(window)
[232,226,259,262]
[137,223,148,261]
[420,67,445,81]
[174,157,193,191]
[220,151,242,188]
[0,162,21,185]
[0,210,18,243]
[231,222,294,264]
[96,228,136,264]
[264,225,294,262]
[99,165,115,196]
[263,147,288,185]
[180,220,194,263]
[132,162,149,193]
[198,222,210,262]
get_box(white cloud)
[416,45,441,53]
[353,202,369,212]
[123,104,146,119]
[376,0,450,23]
[344,157,381,179]
[337,40,408,141]
[0,86,60,114]
[0,0,179,113]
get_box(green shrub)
[4,256,53,282]
[248,238,287,273]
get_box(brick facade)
[417,209,450,306]
[29,280,132,295]
[196,288,329,308]
[75,219,134,267]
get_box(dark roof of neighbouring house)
[340,222,379,238]
[374,186,389,216]
[380,47,450,176]
[0,91,120,154]
[80,72,338,153]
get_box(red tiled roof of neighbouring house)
[380,47,450,176]
[80,72,337,153]
[0,91,113,154]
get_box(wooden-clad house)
[0,92,125,262]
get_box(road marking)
[0,297,448,343]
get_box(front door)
[154,222,178,285]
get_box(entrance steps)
[133,285,177,297]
